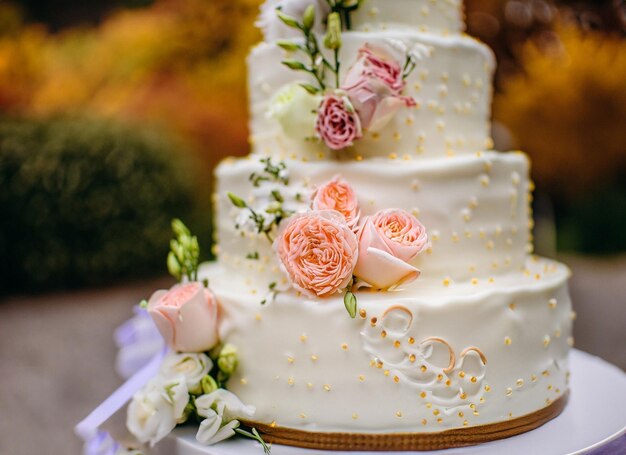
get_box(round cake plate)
[161,350,626,455]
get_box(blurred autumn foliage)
[494,24,626,197]
[0,0,261,170]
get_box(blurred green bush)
[0,116,209,294]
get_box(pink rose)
[342,44,416,131]
[354,209,429,290]
[311,176,360,229]
[343,44,405,95]
[147,282,219,353]
[344,77,416,131]
[316,94,362,150]
[275,211,359,298]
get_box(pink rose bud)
[275,211,359,298]
[311,176,360,229]
[343,44,406,95]
[354,209,430,290]
[147,282,219,353]
[315,94,362,150]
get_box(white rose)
[257,0,331,41]
[126,377,182,446]
[160,352,212,395]
[195,389,256,446]
[268,83,322,140]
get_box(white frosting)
[258,0,463,41]
[345,0,464,35]
[214,151,531,287]
[204,257,572,432]
[248,31,494,160]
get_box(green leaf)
[235,427,272,454]
[276,10,300,29]
[227,192,247,208]
[299,83,319,95]
[302,4,315,31]
[276,40,300,52]
[270,190,284,203]
[281,60,308,71]
[344,291,357,318]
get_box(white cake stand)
[155,350,626,455]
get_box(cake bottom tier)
[201,256,572,450]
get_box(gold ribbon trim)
[242,392,568,451]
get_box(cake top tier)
[257,0,464,41]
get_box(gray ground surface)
[1,256,624,455]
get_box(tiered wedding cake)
[201,0,573,449]
[100,1,573,452]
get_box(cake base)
[150,350,626,454]
[241,394,568,451]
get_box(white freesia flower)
[386,38,407,56]
[126,378,180,447]
[195,389,256,445]
[278,168,290,182]
[161,375,190,422]
[160,352,212,395]
[235,208,274,233]
[408,43,431,64]
[257,0,331,41]
[268,83,322,140]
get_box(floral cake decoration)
[125,220,270,453]
[265,1,427,150]
[228,160,430,318]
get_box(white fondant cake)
[101,1,573,452]
[206,0,572,446]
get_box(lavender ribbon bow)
[76,305,167,447]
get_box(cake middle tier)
[248,31,495,161]
[214,151,532,288]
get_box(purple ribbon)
[74,346,168,442]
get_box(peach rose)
[147,282,219,353]
[354,209,429,289]
[275,211,358,298]
[311,176,360,229]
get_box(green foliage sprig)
[276,5,342,93]
[249,157,289,187]
[234,427,271,454]
[228,190,293,243]
[167,218,200,282]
